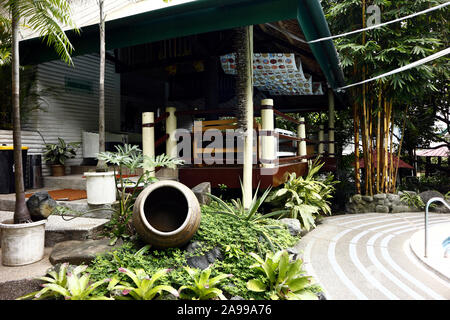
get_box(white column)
[298,117,307,163]
[165,107,177,158]
[318,125,325,155]
[261,99,275,168]
[328,89,335,158]
[142,112,155,176]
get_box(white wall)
[11,53,121,176]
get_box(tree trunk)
[11,7,32,224]
[97,0,107,171]
[233,25,253,208]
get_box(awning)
[416,145,449,157]
[18,0,345,89]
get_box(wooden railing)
[142,100,331,168]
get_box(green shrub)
[88,204,299,300]
[178,267,232,300]
[246,250,318,300]
[267,158,339,230]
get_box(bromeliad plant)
[17,264,111,300]
[207,182,288,223]
[108,267,179,300]
[96,144,184,242]
[246,250,317,300]
[267,158,338,231]
[178,267,233,300]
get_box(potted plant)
[42,137,80,176]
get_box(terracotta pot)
[132,180,201,249]
[51,164,65,176]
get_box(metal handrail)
[424,197,450,258]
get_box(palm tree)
[233,25,254,209]
[96,0,107,171]
[1,0,77,223]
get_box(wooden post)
[318,125,325,156]
[166,107,177,158]
[261,99,275,168]
[298,117,307,163]
[328,89,335,158]
[142,112,155,176]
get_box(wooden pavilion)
[18,0,347,196]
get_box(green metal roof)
[19,0,345,89]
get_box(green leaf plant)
[178,266,233,300]
[267,158,338,231]
[17,264,111,300]
[108,267,179,300]
[246,250,318,300]
[42,137,80,165]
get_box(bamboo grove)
[324,0,449,195]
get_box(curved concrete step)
[299,212,450,300]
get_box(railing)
[424,197,450,258]
[143,100,331,167]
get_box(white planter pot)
[84,171,116,205]
[0,219,46,266]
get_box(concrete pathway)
[298,212,450,300]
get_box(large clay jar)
[132,180,201,249]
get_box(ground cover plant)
[82,200,311,300]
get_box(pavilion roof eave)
[19,0,346,90]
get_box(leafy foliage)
[108,267,178,300]
[267,159,339,230]
[178,267,233,300]
[97,144,183,241]
[207,183,288,223]
[246,250,317,300]
[42,137,80,165]
[17,264,111,300]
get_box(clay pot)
[132,180,201,249]
[51,164,65,176]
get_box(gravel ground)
[0,279,43,300]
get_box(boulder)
[373,193,387,200]
[184,240,223,270]
[376,205,390,214]
[419,190,450,213]
[279,218,302,237]
[386,194,400,202]
[49,238,123,265]
[361,195,373,202]
[191,182,211,205]
[26,191,57,221]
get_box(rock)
[26,191,57,221]
[418,190,450,213]
[185,240,223,270]
[231,296,245,300]
[49,238,123,265]
[373,193,387,200]
[362,195,373,202]
[279,218,302,237]
[386,194,400,202]
[192,182,211,205]
[376,205,390,213]
[419,190,444,204]
[317,292,327,300]
[352,194,363,204]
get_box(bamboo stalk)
[389,101,394,192]
[393,106,408,192]
[376,87,382,193]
